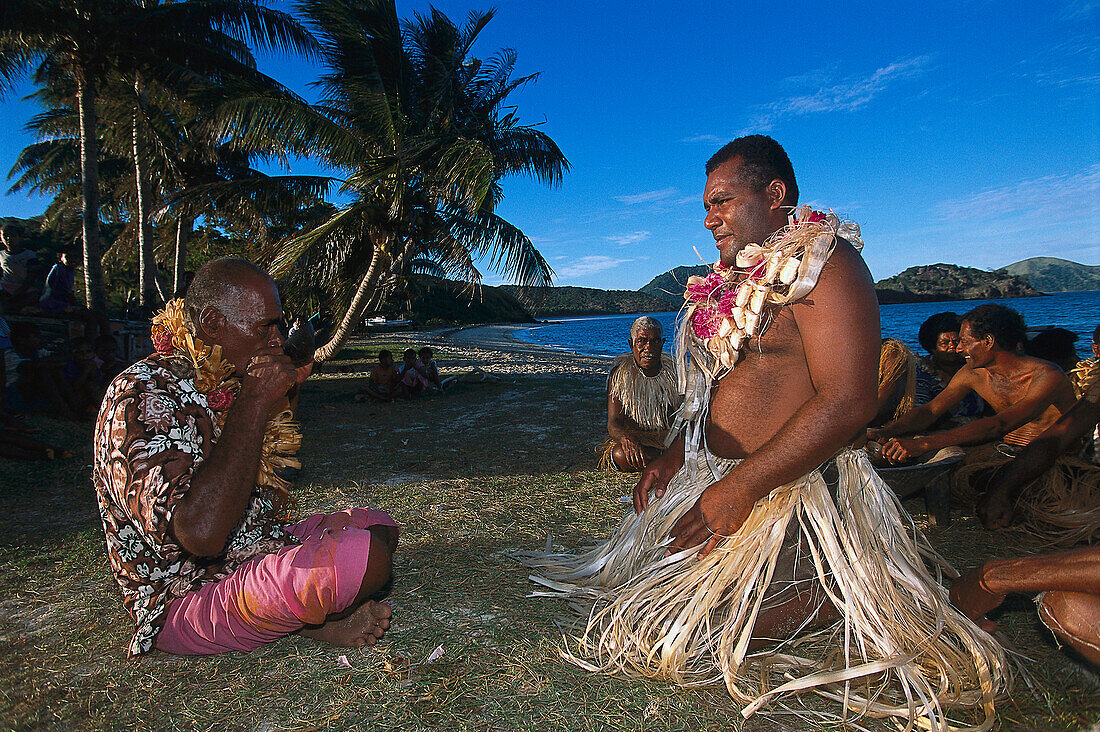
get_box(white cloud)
[935,164,1100,222]
[614,187,679,205]
[605,230,650,246]
[680,134,723,144]
[744,56,930,130]
[555,256,632,278]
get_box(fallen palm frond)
[515,449,1010,730]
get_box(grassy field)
[2,342,1099,731]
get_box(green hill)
[639,265,711,305]
[501,285,676,316]
[400,277,536,325]
[640,262,1044,305]
[874,264,1042,303]
[997,257,1100,293]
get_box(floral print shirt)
[93,354,297,656]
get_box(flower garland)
[680,205,863,380]
[151,300,302,508]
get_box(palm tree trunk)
[173,215,191,297]
[133,83,157,312]
[314,245,387,362]
[77,77,108,314]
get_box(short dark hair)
[418,346,433,359]
[378,349,392,361]
[962,304,1026,351]
[705,135,799,206]
[917,312,961,353]
[1093,324,1100,344]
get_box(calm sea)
[512,291,1100,360]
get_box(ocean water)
[512,291,1100,360]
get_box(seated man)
[598,316,679,472]
[39,244,109,339]
[94,257,398,657]
[973,338,1100,543]
[952,370,1100,665]
[355,349,400,402]
[869,303,1076,465]
[0,223,43,312]
[914,312,984,426]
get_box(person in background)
[869,304,1075,463]
[356,349,400,402]
[914,312,984,427]
[599,316,679,472]
[0,222,43,311]
[1024,328,1079,374]
[63,337,104,414]
[7,322,86,420]
[39,243,110,339]
[95,334,126,384]
[416,347,443,392]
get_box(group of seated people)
[1,222,110,338]
[355,346,443,402]
[601,308,1100,668]
[0,307,128,459]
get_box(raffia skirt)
[515,447,1008,728]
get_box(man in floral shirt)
[94,257,398,656]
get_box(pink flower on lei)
[152,329,173,355]
[715,286,740,316]
[797,209,827,225]
[690,306,720,339]
[685,271,724,302]
[206,386,235,412]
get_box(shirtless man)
[523,137,1003,723]
[868,304,1076,464]
[603,316,678,472]
[952,373,1100,665]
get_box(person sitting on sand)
[868,304,1076,465]
[416,347,444,392]
[356,349,400,402]
[598,316,679,472]
[94,257,398,657]
[914,312,984,427]
[951,367,1100,664]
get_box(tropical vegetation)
[0,0,567,357]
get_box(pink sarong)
[156,507,397,655]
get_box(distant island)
[400,257,1096,323]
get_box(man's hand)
[619,434,647,471]
[866,426,888,443]
[976,483,1019,530]
[669,484,754,559]
[633,442,684,513]
[949,564,1005,633]
[240,347,301,407]
[881,436,926,464]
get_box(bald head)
[184,257,273,329]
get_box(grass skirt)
[954,445,1100,547]
[516,447,1008,728]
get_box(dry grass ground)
[1,333,1098,731]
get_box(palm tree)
[223,0,567,361]
[0,0,318,314]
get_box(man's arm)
[607,389,648,470]
[171,347,303,556]
[868,371,975,441]
[671,242,881,556]
[977,396,1100,529]
[950,547,1100,632]
[882,366,1068,463]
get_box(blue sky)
[1,0,1097,290]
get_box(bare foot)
[299,600,392,648]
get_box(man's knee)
[1039,590,1100,663]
